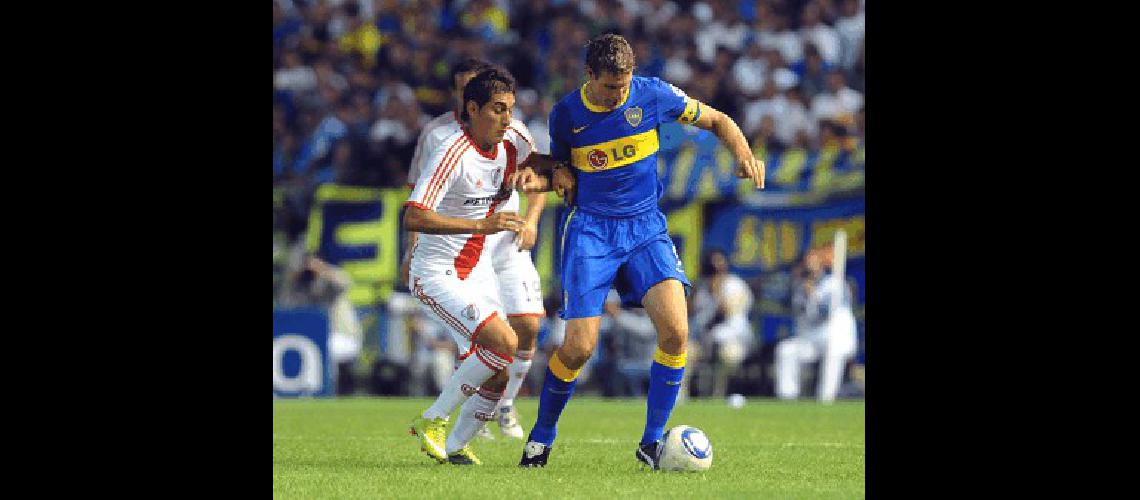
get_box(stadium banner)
[303,186,862,318]
[273,308,334,398]
[703,197,865,346]
[306,184,406,305]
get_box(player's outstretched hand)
[510,167,549,193]
[477,211,525,234]
[735,155,766,189]
[552,166,577,204]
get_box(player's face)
[467,91,515,147]
[587,69,633,109]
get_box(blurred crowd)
[273,0,866,399]
[273,0,865,234]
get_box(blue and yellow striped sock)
[641,347,686,446]
[527,352,580,446]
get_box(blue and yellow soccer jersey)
[549,76,701,216]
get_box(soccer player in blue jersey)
[510,33,765,469]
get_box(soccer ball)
[657,425,713,472]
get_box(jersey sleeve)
[508,120,537,164]
[405,125,440,190]
[406,135,467,211]
[548,102,571,162]
[652,77,702,125]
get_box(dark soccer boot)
[519,441,551,467]
[635,441,662,470]
[447,446,482,465]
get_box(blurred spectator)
[751,114,786,158]
[294,98,354,181]
[756,11,802,66]
[846,41,865,93]
[597,291,659,398]
[765,48,800,92]
[337,1,384,69]
[791,43,833,101]
[732,43,768,99]
[460,0,511,45]
[373,0,403,35]
[834,0,865,71]
[275,50,318,94]
[775,244,857,402]
[385,290,457,396]
[641,0,679,34]
[274,1,305,51]
[661,44,694,86]
[811,69,863,128]
[277,252,364,395]
[748,84,816,149]
[689,249,755,398]
[798,2,840,66]
[693,0,748,64]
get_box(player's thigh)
[492,242,546,317]
[641,278,690,348]
[560,211,622,319]
[618,233,692,310]
[409,272,507,355]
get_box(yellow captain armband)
[678,99,701,124]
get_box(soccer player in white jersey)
[402,59,547,441]
[406,67,548,465]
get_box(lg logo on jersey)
[587,145,637,169]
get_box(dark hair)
[450,58,493,89]
[461,67,516,122]
[585,33,636,76]
[700,248,727,276]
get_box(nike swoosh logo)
[665,381,680,386]
[572,125,588,134]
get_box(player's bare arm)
[515,191,546,251]
[691,103,765,189]
[510,153,560,192]
[511,162,576,204]
[404,206,523,235]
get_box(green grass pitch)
[274,397,864,498]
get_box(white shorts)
[486,231,545,318]
[410,265,505,356]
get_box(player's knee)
[559,339,595,369]
[501,334,519,356]
[478,322,518,357]
[509,316,541,349]
[657,323,688,354]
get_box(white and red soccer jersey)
[405,125,536,280]
[408,112,538,215]
[407,111,462,189]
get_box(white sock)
[498,349,534,410]
[446,386,503,454]
[423,345,511,420]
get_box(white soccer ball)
[658,425,713,472]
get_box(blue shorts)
[558,208,691,319]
